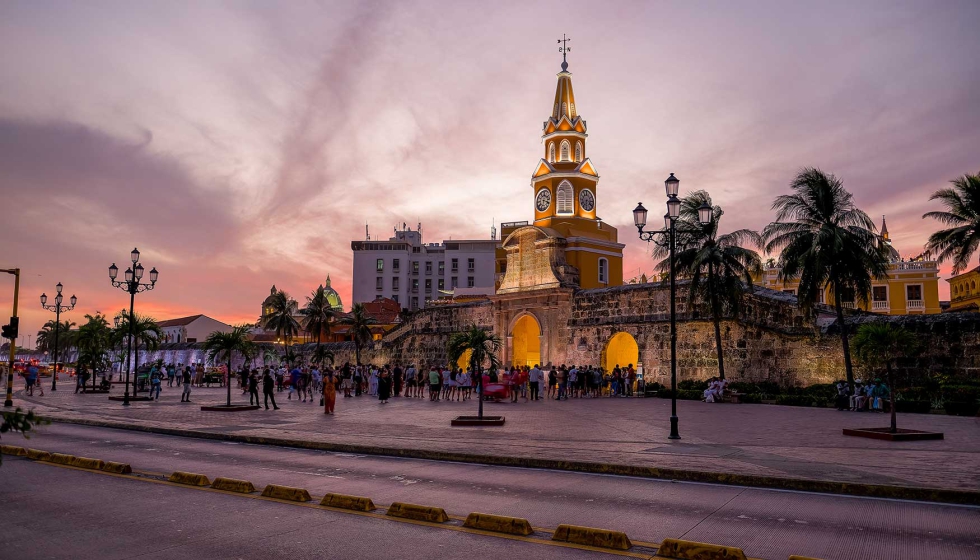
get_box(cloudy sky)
[2,0,979,343]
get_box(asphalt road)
[3,423,979,560]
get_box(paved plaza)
[7,374,979,494]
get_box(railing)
[872,300,889,312]
[892,261,938,271]
[841,302,856,309]
[907,299,924,311]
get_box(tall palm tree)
[300,285,335,367]
[923,171,980,273]
[447,326,502,420]
[75,314,112,390]
[654,191,762,380]
[852,323,918,433]
[36,319,76,354]
[762,168,889,389]
[262,289,300,362]
[340,303,376,365]
[114,313,162,390]
[203,324,256,407]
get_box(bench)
[722,390,743,404]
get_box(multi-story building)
[158,315,233,343]
[351,225,497,311]
[947,266,980,312]
[758,217,941,315]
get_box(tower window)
[548,142,555,163]
[575,141,582,162]
[561,102,567,116]
[556,181,573,215]
[560,140,570,162]
[599,258,608,284]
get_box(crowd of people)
[836,379,891,412]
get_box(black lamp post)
[633,173,712,440]
[40,283,76,391]
[108,248,158,406]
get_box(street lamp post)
[40,283,77,391]
[108,248,158,406]
[633,173,712,440]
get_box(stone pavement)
[6,375,980,494]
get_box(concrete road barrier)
[69,456,106,470]
[261,484,312,502]
[1,445,27,456]
[463,512,533,536]
[552,524,632,551]
[45,453,76,465]
[385,502,450,523]
[656,538,747,559]
[320,492,376,511]
[168,471,212,486]
[211,477,256,494]
[102,461,133,474]
[25,449,51,461]
[788,556,824,560]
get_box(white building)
[157,315,233,344]
[351,224,498,311]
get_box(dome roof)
[324,275,343,311]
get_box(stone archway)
[603,332,638,373]
[511,314,542,367]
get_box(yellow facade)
[948,267,980,312]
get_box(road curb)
[463,512,534,536]
[45,452,75,465]
[70,456,106,470]
[211,477,256,494]
[168,471,211,486]
[48,416,980,506]
[320,492,376,511]
[26,448,51,461]
[261,484,312,502]
[552,524,632,551]
[0,444,27,456]
[102,461,133,474]
[386,502,449,523]
[655,538,747,559]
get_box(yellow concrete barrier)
[70,456,106,470]
[261,484,312,502]
[463,512,533,536]
[45,452,76,465]
[168,471,212,486]
[552,524,632,551]
[789,556,824,560]
[211,477,256,494]
[102,461,133,474]
[385,502,450,523]
[25,449,51,461]
[0,445,27,456]
[656,538,747,560]
[320,492,376,511]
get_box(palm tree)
[262,290,300,362]
[447,326,502,420]
[75,314,112,390]
[762,168,889,389]
[36,319,76,355]
[654,191,762,380]
[340,303,376,365]
[852,323,918,433]
[114,314,162,391]
[923,171,980,273]
[203,325,256,407]
[300,286,335,367]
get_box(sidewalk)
[7,376,980,498]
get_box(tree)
[653,191,762,380]
[36,320,76,355]
[262,290,300,361]
[762,168,889,389]
[852,322,918,433]
[447,326,502,420]
[203,325,256,407]
[301,286,335,367]
[113,314,162,390]
[340,303,376,365]
[75,314,113,390]
[1,408,45,467]
[923,171,980,273]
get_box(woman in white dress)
[368,367,379,396]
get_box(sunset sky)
[2,1,979,344]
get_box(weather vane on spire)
[558,34,571,71]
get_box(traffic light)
[1,317,18,340]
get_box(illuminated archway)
[603,332,638,373]
[511,314,541,367]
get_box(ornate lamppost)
[633,173,712,440]
[108,248,158,406]
[40,283,76,391]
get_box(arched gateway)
[603,332,638,373]
[511,314,541,367]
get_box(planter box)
[451,415,505,427]
[200,405,261,412]
[843,427,944,441]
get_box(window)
[412,279,419,292]
[467,277,475,288]
[906,285,922,301]
[598,258,608,284]
[817,290,825,304]
[438,279,445,290]
[451,277,458,289]
[376,277,383,290]
[872,286,887,301]
[411,297,418,310]
[392,295,399,304]
[376,258,384,272]
[451,258,458,272]
[548,142,555,162]
[560,140,570,162]
[412,261,419,274]
[392,258,400,271]
[438,262,445,275]
[467,258,475,271]
[425,261,432,274]
[575,141,582,162]
[392,277,399,291]
[556,181,573,215]
[840,287,855,303]
[425,279,432,291]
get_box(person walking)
[262,368,279,410]
[149,366,162,400]
[181,366,193,402]
[323,367,337,415]
[378,370,391,404]
[247,369,260,407]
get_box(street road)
[2,423,978,560]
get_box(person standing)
[247,369,260,407]
[323,367,337,414]
[378,370,391,404]
[149,366,162,400]
[393,363,403,397]
[429,365,441,402]
[181,366,193,402]
[529,364,541,401]
[262,368,279,410]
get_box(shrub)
[802,384,836,400]
[894,400,932,414]
[678,379,708,391]
[755,381,781,396]
[943,401,980,417]
[676,389,703,400]
[729,382,759,394]
[942,385,980,403]
[739,393,762,404]
[776,394,813,407]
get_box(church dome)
[323,275,343,311]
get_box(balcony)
[871,300,889,312]
[907,299,924,311]
[841,302,856,310]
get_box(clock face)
[535,188,552,212]
[579,188,595,212]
